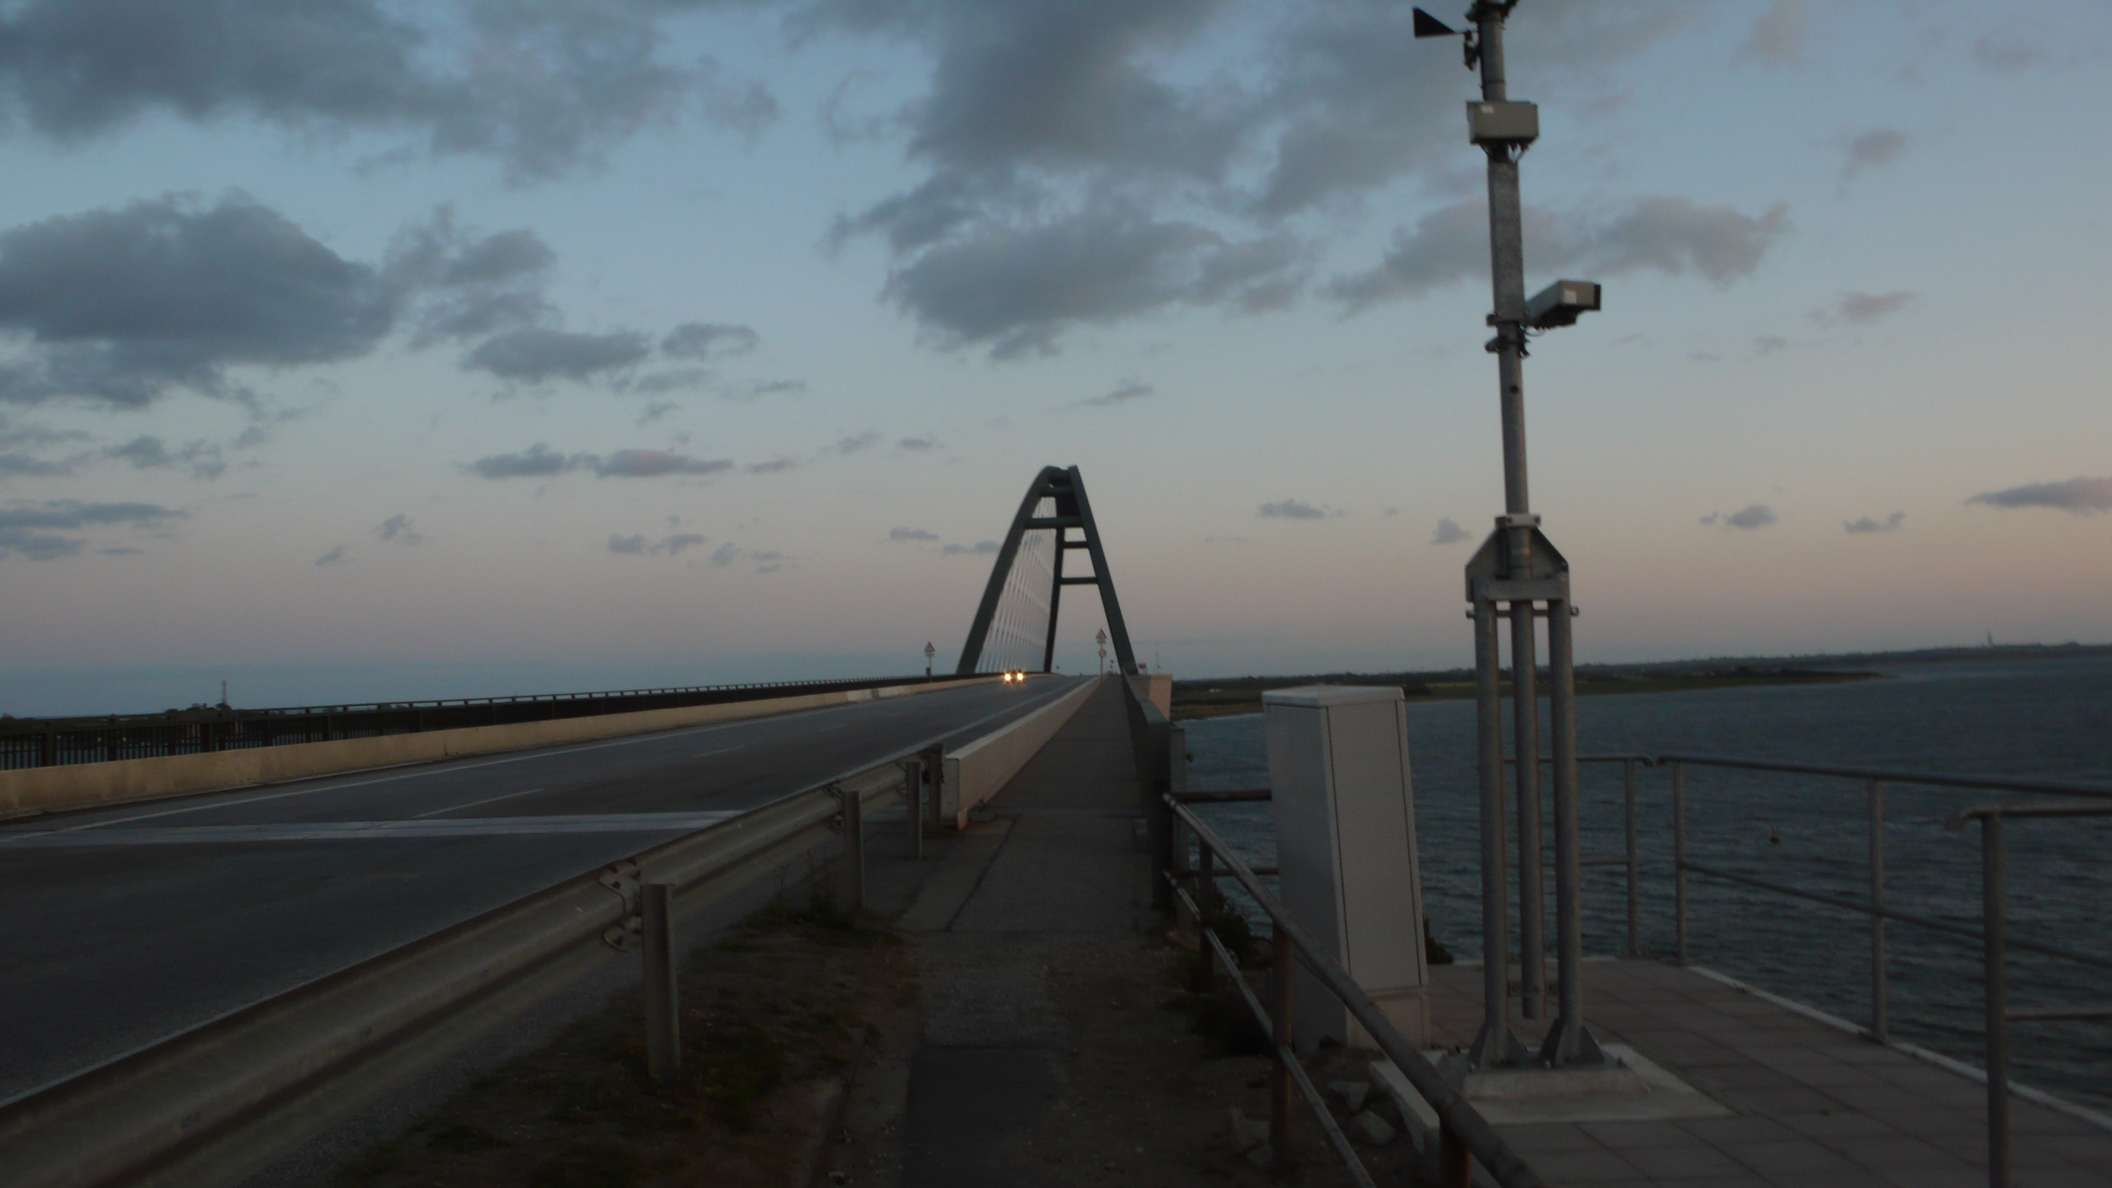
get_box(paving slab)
[1417,960,2112,1187]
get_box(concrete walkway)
[891,678,1155,1187]
[1423,960,2112,1187]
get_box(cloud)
[607,531,708,556]
[636,401,680,427]
[879,204,1307,357]
[464,327,651,384]
[0,451,75,477]
[1841,129,1909,187]
[832,431,881,455]
[1258,498,1332,520]
[0,194,395,408]
[0,498,183,560]
[1431,517,1470,545]
[1701,504,1777,530]
[103,434,226,479]
[1973,35,2040,73]
[941,540,1000,556]
[897,434,939,452]
[738,378,806,398]
[1754,335,1788,356]
[890,527,941,542]
[1813,291,1914,327]
[466,442,569,479]
[461,443,733,480]
[314,545,346,566]
[1844,512,1905,534]
[0,196,604,408]
[0,2,778,184]
[659,322,759,360]
[1967,478,2112,514]
[587,449,734,479]
[1080,381,1154,408]
[1329,196,1789,311]
[747,458,799,474]
[375,513,422,544]
[707,542,785,572]
[1736,0,1809,67]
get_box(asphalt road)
[0,675,1089,1103]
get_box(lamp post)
[1415,1,1603,1071]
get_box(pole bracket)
[598,859,644,952]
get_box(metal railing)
[1122,679,1542,1188]
[1661,754,2112,1188]
[0,746,943,1188]
[0,675,940,770]
[1166,798,1543,1188]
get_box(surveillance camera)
[1527,279,1601,329]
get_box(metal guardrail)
[1167,799,1545,1188]
[0,675,939,770]
[1661,754,2112,1188]
[1121,677,1542,1188]
[0,748,940,1188]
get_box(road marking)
[412,787,546,819]
[692,745,746,758]
[0,811,742,848]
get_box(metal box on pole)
[1263,686,1431,1053]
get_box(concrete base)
[1346,988,1432,1052]
[1376,1041,1729,1154]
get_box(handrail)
[1663,758,2112,1188]
[0,748,933,1188]
[1652,752,2112,799]
[1169,797,1546,1188]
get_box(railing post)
[1270,924,1293,1175]
[1624,758,1640,958]
[834,785,864,913]
[1868,778,1888,1042]
[1672,761,1689,966]
[1440,1125,1473,1188]
[642,883,680,1082]
[900,759,924,860]
[923,745,945,833]
[1981,812,2010,1188]
[1192,847,1216,993]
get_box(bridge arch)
[955,466,1138,676]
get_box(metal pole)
[642,883,680,1082]
[1624,758,1640,958]
[1541,597,1597,1065]
[1868,779,1888,1042]
[1271,925,1294,1175]
[1673,762,1689,966]
[1511,606,1544,1020]
[1469,597,1522,1067]
[1982,813,2010,1188]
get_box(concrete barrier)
[942,676,1103,827]
[0,677,993,820]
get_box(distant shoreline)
[1167,641,2112,721]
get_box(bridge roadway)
[0,675,1089,1104]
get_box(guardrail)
[1660,754,2112,1188]
[1120,677,1542,1188]
[0,748,940,1188]
[0,675,937,770]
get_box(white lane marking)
[692,745,746,758]
[9,677,1068,838]
[412,787,546,819]
[0,811,742,847]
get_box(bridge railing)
[0,675,938,770]
[0,750,936,1188]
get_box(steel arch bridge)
[955,466,1138,676]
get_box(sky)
[2,0,2110,716]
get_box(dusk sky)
[3,0,2110,716]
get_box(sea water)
[1181,652,2112,1110]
